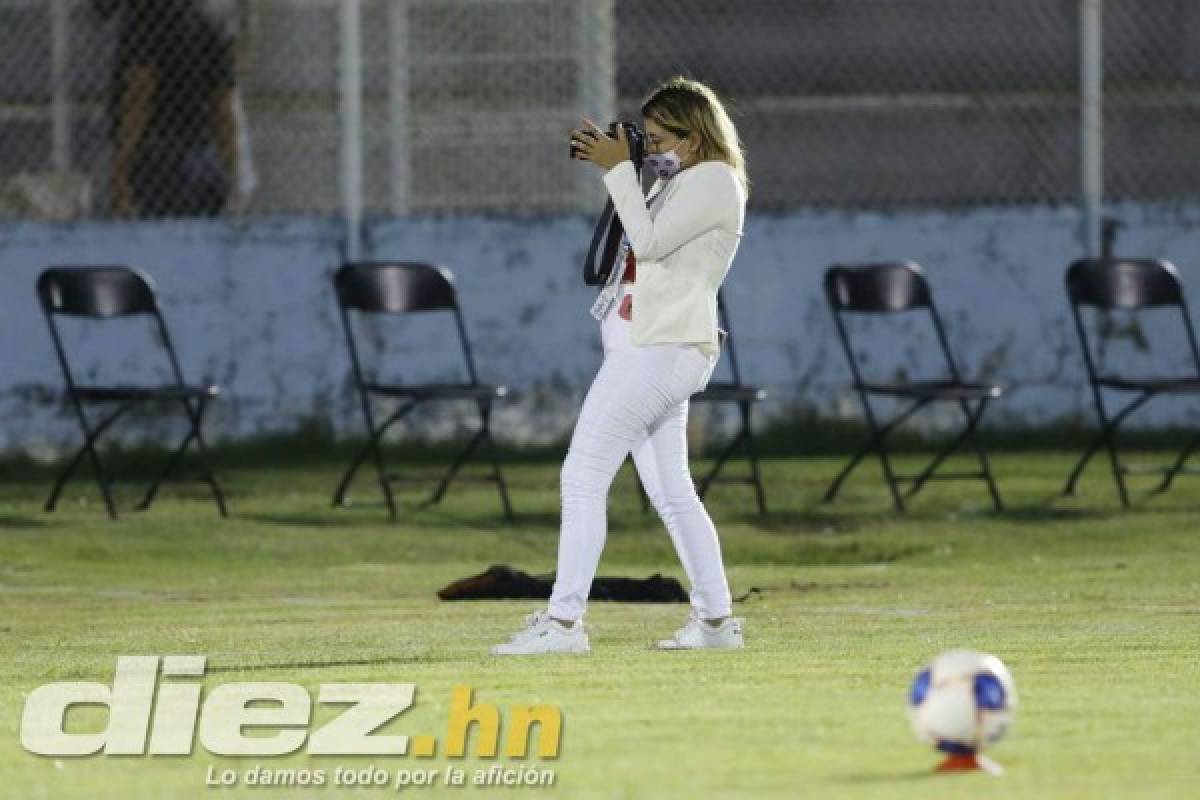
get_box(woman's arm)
[602,161,738,262]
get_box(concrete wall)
[4,204,1200,456]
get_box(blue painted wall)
[4,205,1200,455]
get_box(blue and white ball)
[908,650,1017,754]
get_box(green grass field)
[2,449,1199,799]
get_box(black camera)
[576,121,647,287]
[570,121,646,170]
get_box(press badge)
[590,290,617,320]
[590,237,630,320]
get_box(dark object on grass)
[437,564,687,603]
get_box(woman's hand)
[571,116,630,171]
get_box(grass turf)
[1,449,1199,799]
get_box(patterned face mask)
[644,144,683,180]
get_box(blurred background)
[2,0,1200,454]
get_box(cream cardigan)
[601,159,746,355]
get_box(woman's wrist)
[603,159,633,177]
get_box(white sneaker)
[655,612,744,650]
[490,610,590,656]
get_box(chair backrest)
[1066,258,1184,310]
[334,262,458,314]
[37,266,159,318]
[35,266,186,389]
[823,261,962,384]
[824,261,932,313]
[332,261,479,385]
[1065,258,1200,378]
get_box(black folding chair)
[331,262,513,520]
[36,266,228,519]
[632,291,768,513]
[823,262,1004,512]
[1063,258,1200,507]
[690,291,769,512]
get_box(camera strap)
[582,198,624,287]
[580,121,645,286]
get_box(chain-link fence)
[1,0,1197,221]
[620,0,1082,210]
[1103,0,1200,203]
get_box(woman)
[492,77,749,655]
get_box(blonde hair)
[641,76,749,195]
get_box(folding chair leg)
[333,441,375,506]
[694,406,768,514]
[1153,429,1200,494]
[83,438,119,520]
[976,443,1005,512]
[905,426,973,499]
[874,440,906,512]
[128,397,226,516]
[334,422,400,519]
[740,401,768,514]
[696,428,744,498]
[826,432,907,510]
[369,437,399,521]
[823,436,877,503]
[333,433,399,518]
[189,401,229,517]
[1064,427,1130,506]
[964,399,1004,511]
[428,429,485,507]
[333,401,414,515]
[1103,434,1130,509]
[479,412,514,520]
[1062,433,1106,495]
[45,443,90,513]
[903,398,1002,511]
[47,400,137,518]
[137,430,195,511]
[1063,392,1147,504]
[827,433,909,510]
[825,397,926,509]
[193,441,229,517]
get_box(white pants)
[548,283,734,621]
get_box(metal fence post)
[339,0,364,260]
[50,0,71,172]
[575,0,616,209]
[388,0,411,216]
[1080,0,1104,257]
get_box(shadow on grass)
[1001,500,1121,521]
[833,768,949,784]
[241,506,560,532]
[0,514,52,529]
[727,508,886,533]
[206,655,439,674]
[239,510,388,529]
[719,495,1136,541]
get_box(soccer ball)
[908,649,1017,754]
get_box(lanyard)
[588,187,665,321]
